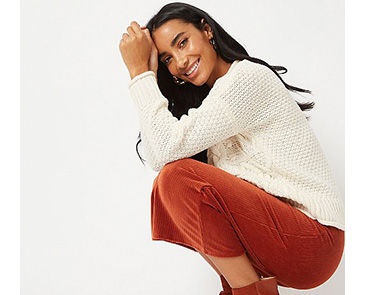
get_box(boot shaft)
[231,277,279,295]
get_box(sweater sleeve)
[128,64,281,172]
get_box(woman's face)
[152,19,222,87]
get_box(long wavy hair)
[135,2,315,166]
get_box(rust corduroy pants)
[150,158,345,289]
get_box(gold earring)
[173,76,186,85]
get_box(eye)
[179,38,188,48]
[162,38,189,65]
[163,56,171,65]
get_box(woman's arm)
[128,63,283,172]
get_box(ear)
[201,18,213,40]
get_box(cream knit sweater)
[128,59,345,231]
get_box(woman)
[119,2,345,295]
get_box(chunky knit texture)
[128,59,345,230]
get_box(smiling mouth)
[184,58,200,76]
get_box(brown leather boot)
[219,275,232,295]
[231,277,280,295]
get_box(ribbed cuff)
[128,70,156,88]
[128,70,167,111]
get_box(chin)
[190,81,205,87]
[192,75,208,87]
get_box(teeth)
[186,59,199,75]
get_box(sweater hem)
[216,164,345,231]
[295,207,345,231]
[315,219,345,231]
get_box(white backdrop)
[21,0,344,294]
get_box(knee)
[157,158,197,187]
[153,158,200,204]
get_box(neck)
[206,57,232,88]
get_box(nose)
[175,54,189,73]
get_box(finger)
[143,29,153,42]
[121,33,129,41]
[121,31,130,38]
[142,28,150,38]
[130,21,142,35]
[127,26,135,36]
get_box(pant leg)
[150,158,345,290]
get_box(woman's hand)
[142,28,158,79]
[119,21,158,80]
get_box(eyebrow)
[158,31,187,60]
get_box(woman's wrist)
[129,67,150,79]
